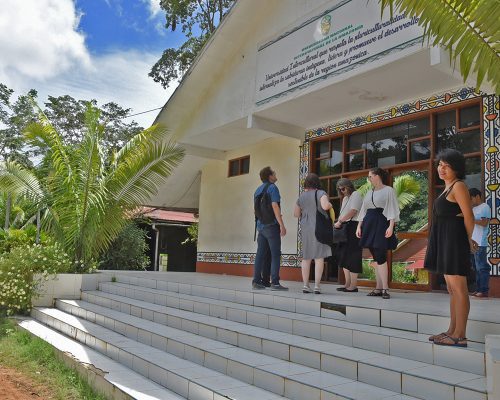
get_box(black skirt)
[359,208,397,250]
[336,221,362,273]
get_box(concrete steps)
[28,271,499,399]
[18,319,185,400]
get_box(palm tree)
[378,0,500,92]
[0,103,184,271]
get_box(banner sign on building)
[255,0,424,106]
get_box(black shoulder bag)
[332,196,350,244]
[314,190,333,245]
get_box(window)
[228,156,250,177]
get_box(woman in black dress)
[335,178,363,293]
[356,168,399,299]
[425,149,477,347]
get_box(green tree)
[43,95,143,154]
[379,0,500,92]
[0,84,38,167]
[150,0,235,88]
[0,103,184,271]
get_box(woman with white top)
[356,168,400,299]
[335,178,363,293]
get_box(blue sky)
[77,0,185,54]
[0,0,182,127]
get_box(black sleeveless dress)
[424,181,471,276]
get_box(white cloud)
[0,0,91,81]
[0,0,175,128]
[144,0,162,18]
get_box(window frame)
[228,155,250,177]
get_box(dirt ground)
[0,366,55,400]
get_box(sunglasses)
[337,187,347,192]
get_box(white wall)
[180,0,331,139]
[198,136,301,255]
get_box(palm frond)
[379,0,500,92]
[0,161,44,204]
[107,140,185,205]
[393,174,420,209]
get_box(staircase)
[20,271,498,400]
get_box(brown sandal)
[367,290,383,297]
[428,332,448,342]
[434,335,468,347]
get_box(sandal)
[344,288,358,293]
[303,286,311,293]
[367,290,383,297]
[336,287,347,292]
[428,332,448,342]
[314,287,321,294]
[382,290,390,299]
[434,335,467,348]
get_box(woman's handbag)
[314,190,333,245]
[332,223,347,243]
[332,195,350,243]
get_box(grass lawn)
[0,317,107,400]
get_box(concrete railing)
[32,272,114,307]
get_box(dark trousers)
[471,246,491,293]
[253,224,281,285]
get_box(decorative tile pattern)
[197,252,300,267]
[483,94,500,275]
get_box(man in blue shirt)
[253,166,288,290]
[469,188,491,298]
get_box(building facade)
[153,0,500,295]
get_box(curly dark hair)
[303,173,322,190]
[436,149,466,179]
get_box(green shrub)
[99,223,150,270]
[0,226,48,254]
[0,243,72,316]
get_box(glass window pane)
[320,178,328,192]
[348,132,366,151]
[465,157,481,189]
[329,177,340,197]
[436,111,456,152]
[241,157,250,174]
[316,159,331,176]
[229,160,239,176]
[315,141,329,158]
[348,152,364,171]
[331,138,343,174]
[366,126,407,168]
[410,139,431,161]
[460,104,480,128]
[408,118,430,138]
[394,170,429,233]
[439,129,480,154]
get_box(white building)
[152,0,500,295]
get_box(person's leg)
[475,247,490,294]
[266,225,282,285]
[444,274,456,335]
[301,259,312,288]
[342,268,351,288]
[378,262,389,290]
[438,275,469,345]
[369,247,382,290]
[314,258,324,290]
[348,272,358,290]
[471,253,479,294]
[253,231,269,285]
[261,243,271,286]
